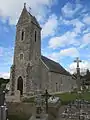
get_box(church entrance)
[17,76,23,96]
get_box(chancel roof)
[41,56,71,76]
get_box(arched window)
[20,53,23,60]
[35,31,37,42]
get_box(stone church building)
[9,4,76,98]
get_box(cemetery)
[1,84,90,120]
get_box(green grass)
[22,91,90,105]
[54,91,90,104]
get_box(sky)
[0,0,90,78]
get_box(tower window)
[20,53,23,60]
[35,31,37,42]
[21,30,24,40]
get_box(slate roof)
[41,56,71,76]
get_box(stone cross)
[74,57,82,89]
[42,89,51,113]
[74,57,82,68]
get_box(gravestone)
[48,96,61,120]
[29,91,48,120]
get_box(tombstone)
[29,91,48,120]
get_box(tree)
[0,78,9,88]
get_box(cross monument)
[74,57,82,90]
[42,89,51,113]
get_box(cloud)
[61,17,85,34]
[48,31,80,49]
[61,2,83,18]
[41,14,58,39]
[0,0,56,24]
[42,47,79,63]
[71,19,85,34]
[0,72,10,79]
[83,14,90,25]
[83,33,90,44]
[60,47,79,58]
[83,28,90,34]
[47,52,61,62]
[0,46,13,73]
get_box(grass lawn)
[22,91,90,105]
[54,91,90,104]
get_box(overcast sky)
[0,0,90,78]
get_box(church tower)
[10,3,41,96]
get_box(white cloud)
[0,47,13,73]
[83,28,90,34]
[69,60,90,74]
[0,0,56,24]
[83,14,90,25]
[47,52,61,62]
[61,18,85,34]
[71,19,85,34]
[60,47,79,58]
[48,31,79,49]
[42,47,79,63]
[61,2,83,18]
[0,72,10,79]
[83,33,90,44]
[41,14,58,39]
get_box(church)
[9,4,76,98]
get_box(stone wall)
[7,102,34,117]
[50,72,76,93]
[40,60,49,91]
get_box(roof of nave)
[41,55,71,76]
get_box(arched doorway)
[17,76,23,95]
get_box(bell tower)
[10,3,41,96]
